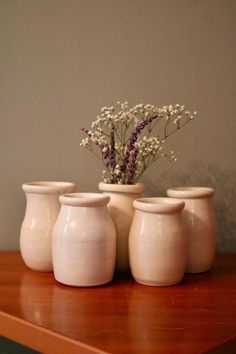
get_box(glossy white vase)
[52,193,116,286]
[98,182,144,273]
[129,197,187,286]
[20,181,76,272]
[167,187,217,273]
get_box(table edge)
[0,311,108,354]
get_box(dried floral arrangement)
[80,102,197,184]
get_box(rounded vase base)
[55,277,113,287]
[28,267,53,273]
[134,277,182,287]
[22,260,53,272]
[186,267,211,274]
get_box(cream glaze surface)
[20,181,76,271]
[167,187,217,273]
[129,197,187,286]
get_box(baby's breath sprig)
[80,102,197,184]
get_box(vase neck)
[99,182,144,195]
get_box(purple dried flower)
[109,127,116,169]
[127,147,139,184]
[120,114,158,177]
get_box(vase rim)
[134,197,185,214]
[22,181,76,195]
[167,186,215,199]
[60,193,110,207]
[98,182,144,194]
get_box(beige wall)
[0,0,235,251]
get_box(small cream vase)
[52,193,116,287]
[98,182,144,273]
[167,187,217,273]
[129,197,187,286]
[20,181,76,272]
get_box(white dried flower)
[80,101,197,184]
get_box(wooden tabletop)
[0,252,235,354]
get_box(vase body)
[52,193,116,286]
[167,187,217,273]
[98,182,144,273]
[20,181,76,272]
[129,197,187,286]
[20,181,75,272]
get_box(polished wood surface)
[0,252,235,354]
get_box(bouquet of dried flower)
[80,102,197,184]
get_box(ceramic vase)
[20,181,76,272]
[129,197,187,286]
[52,193,116,287]
[98,182,144,273]
[167,187,217,273]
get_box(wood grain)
[0,252,235,354]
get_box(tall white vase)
[20,181,76,272]
[52,193,116,287]
[129,197,187,286]
[98,182,144,273]
[167,187,217,273]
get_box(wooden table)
[0,252,235,354]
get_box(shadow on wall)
[143,161,236,252]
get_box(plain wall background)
[0,0,235,251]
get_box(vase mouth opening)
[60,193,110,207]
[167,187,215,199]
[98,182,144,194]
[133,197,185,214]
[22,181,76,195]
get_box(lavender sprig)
[109,126,116,169]
[120,115,158,180]
[127,147,139,184]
